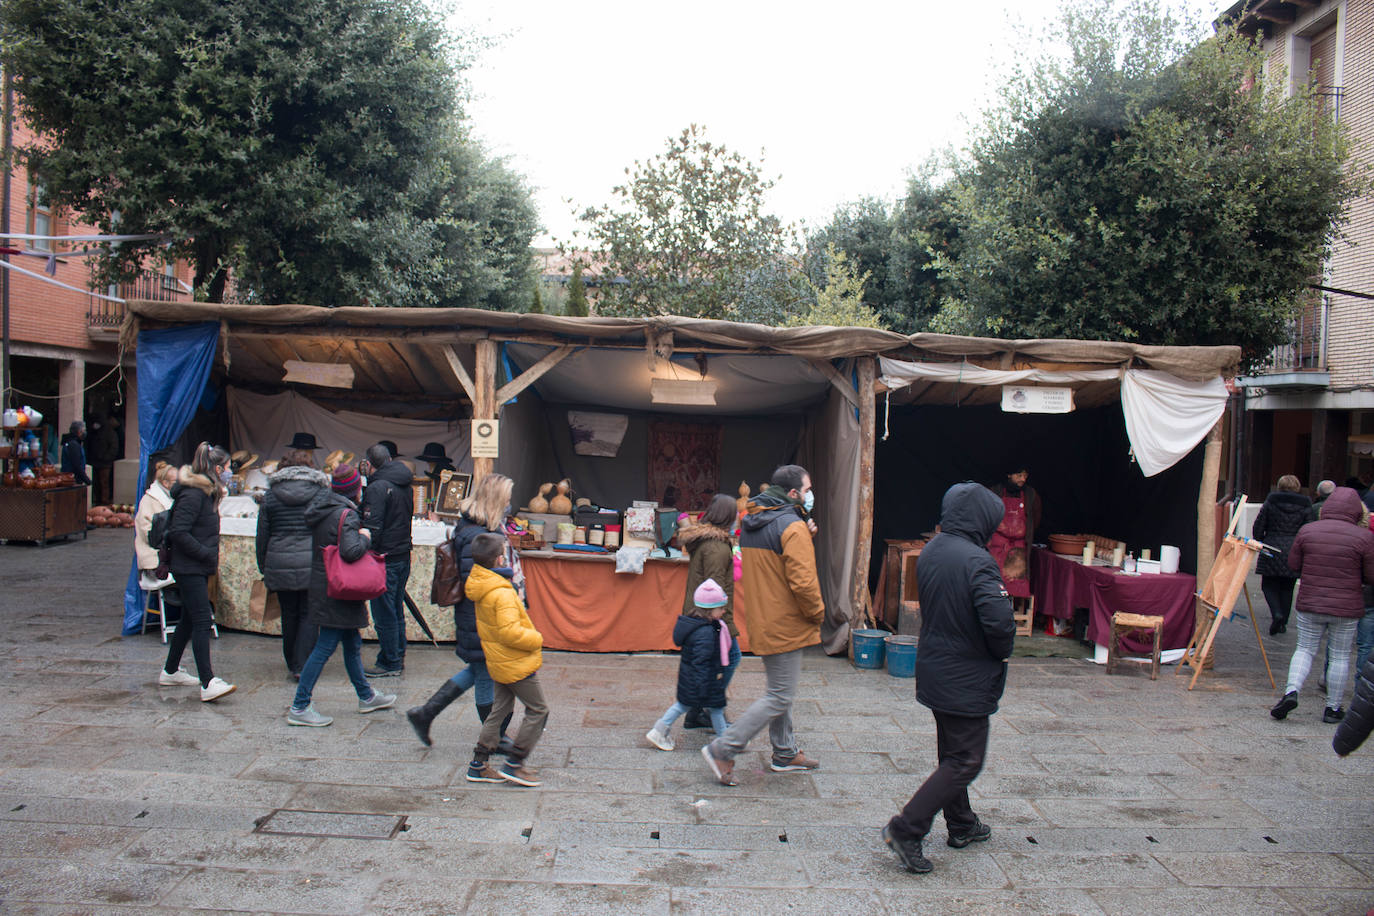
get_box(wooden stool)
[1012,596,1034,638]
[1106,612,1164,679]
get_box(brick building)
[2,92,192,503]
[1226,0,1374,494]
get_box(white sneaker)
[200,677,236,702]
[646,727,675,751]
[158,667,200,687]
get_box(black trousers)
[163,573,215,686]
[888,711,989,842]
[1261,576,1296,628]
[277,589,317,675]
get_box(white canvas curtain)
[878,359,1227,477]
[226,388,470,468]
[1118,370,1227,477]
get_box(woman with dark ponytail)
[157,442,236,701]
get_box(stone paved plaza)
[1,528,1372,914]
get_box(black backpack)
[148,508,172,550]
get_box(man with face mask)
[701,464,825,786]
[883,482,1016,875]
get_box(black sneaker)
[947,819,992,848]
[882,823,933,874]
[1324,707,1346,724]
[1270,691,1298,720]
[364,664,402,678]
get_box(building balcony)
[1238,308,1328,390]
[87,269,189,338]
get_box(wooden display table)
[0,485,89,545]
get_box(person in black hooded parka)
[1335,655,1374,756]
[883,482,1016,876]
[1253,474,1312,635]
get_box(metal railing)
[87,268,189,328]
[1255,300,1326,374]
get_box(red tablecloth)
[1030,547,1197,652]
[521,551,752,653]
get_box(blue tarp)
[121,322,220,635]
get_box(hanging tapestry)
[647,420,722,512]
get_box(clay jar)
[528,482,553,513]
[549,478,573,515]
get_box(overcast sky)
[453,1,1222,248]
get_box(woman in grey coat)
[287,464,396,727]
[256,450,329,677]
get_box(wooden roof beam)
[496,345,574,404]
[440,345,477,405]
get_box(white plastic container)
[1137,558,1162,575]
[1160,545,1181,575]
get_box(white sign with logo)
[471,419,500,458]
[1001,385,1074,414]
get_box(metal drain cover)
[254,809,407,840]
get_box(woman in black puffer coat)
[158,443,236,702]
[406,473,515,752]
[1253,475,1312,635]
[1334,656,1374,756]
[256,451,329,677]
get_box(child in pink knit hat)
[646,578,738,751]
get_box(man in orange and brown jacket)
[701,464,825,787]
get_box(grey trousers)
[712,648,802,761]
[475,671,548,763]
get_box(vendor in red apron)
[987,466,1042,601]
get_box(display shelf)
[0,425,87,545]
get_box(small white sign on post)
[471,419,500,458]
[1001,385,1075,414]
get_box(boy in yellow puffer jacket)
[464,533,548,787]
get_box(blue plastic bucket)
[886,635,918,678]
[851,629,888,669]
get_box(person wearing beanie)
[645,576,741,751]
[678,494,742,731]
[287,462,396,727]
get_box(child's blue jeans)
[654,701,727,737]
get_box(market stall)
[874,341,1239,649]
[119,302,890,647]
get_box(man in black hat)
[361,442,415,677]
[416,442,455,486]
[286,432,320,451]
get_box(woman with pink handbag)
[287,463,396,727]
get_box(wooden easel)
[1176,497,1276,690]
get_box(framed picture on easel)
[435,469,472,518]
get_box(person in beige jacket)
[702,464,825,787]
[133,462,177,588]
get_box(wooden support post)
[851,357,877,630]
[1194,419,1225,642]
[473,339,497,484]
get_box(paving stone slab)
[799,841,1009,890]
[0,858,189,907]
[551,843,808,886]
[673,885,892,915]
[1273,886,1374,915]
[1090,885,1299,915]
[873,887,1108,915]
[993,850,1179,888]
[286,782,539,820]
[119,829,323,867]
[1031,797,1272,828]
[1151,850,1372,888]
[455,879,668,916]
[308,836,557,880]
[160,866,381,914]
[0,821,144,862]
